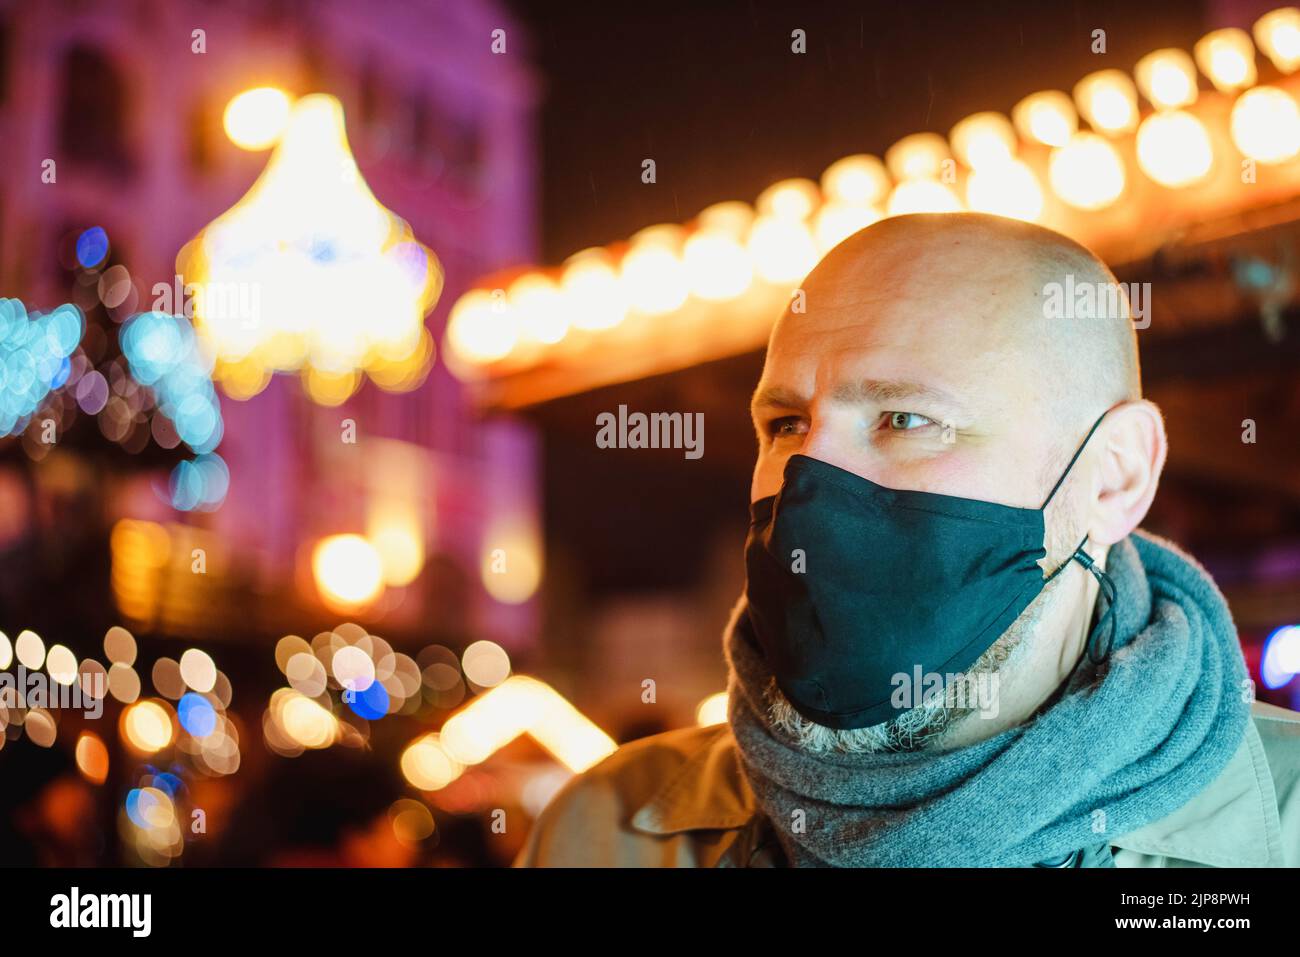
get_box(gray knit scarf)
[725,529,1252,867]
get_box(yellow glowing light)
[949,112,1017,169]
[886,179,963,216]
[480,525,542,604]
[122,700,174,753]
[330,645,375,693]
[1073,69,1139,135]
[561,249,627,331]
[179,648,217,693]
[820,154,891,206]
[45,645,78,686]
[15,629,45,670]
[812,202,882,253]
[696,691,729,726]
[964,159,1044,222]
[1135,49,1199,109]
[1194,28,1258,93]
[76,731,110,785]
[684,229,753,300]
[0,631,10,669]
[445,288,519,366]
[366,503,425,587]
[885,133,951,181]
[181,94,443,400]
[1049,133,1127,210]
[747,215,819,283]
[509,273,568,345]
[401,734,464,791]
[1255,7,1300,72]
[755,178,820,220]
[1231,85,1300,163]
[438,675,617,773]
[622,226,689,314]
[1012,91,1078,148]
[1136,110,1214,187]
[696,200,755,239]
[390,798,436,843]
[312,534,385,609]
[279,692,338,749]
[462,640,511,689]
[223,87,292,150]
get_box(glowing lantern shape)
[1255,7,1300,73]
[179,94,443,403]
[1136,110,1214,187]
[1231,86,1300,164]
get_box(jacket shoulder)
[1251,700,1300,866]
[513,723,732,867]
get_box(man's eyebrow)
[750,385,808,413]
[828,379,965,410]
[750,379,970,417]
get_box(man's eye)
[884,412,936,431]
[767,416,806,438]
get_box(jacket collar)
[1109,716,1285,867]
[630,718,1284,867]
[630,724,757,835]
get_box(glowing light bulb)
[756,179,821,220]
[820,155,891,206]
[1136,110,1214,187]
[885,179,963,216]
[1049,133,1127,210]
[1012,91,1078,147]
[1194,27,1258,93]
[1231,85,1300,164]
[1254,7,1300,72]
[122,700,174,753]
[312,534,385,609]
[1073,70,1139,135]
[1135,49,1199,109]
[444,288,519,367]
[885,133,952,181]
[964,159,1043,222]
[949,112,1017,169]
[223,87,292,150]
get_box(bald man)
[517,213,1300,868]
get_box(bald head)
[800,213,1140,419]
[751,212,1143,512]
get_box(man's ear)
[1087,399,1167,547]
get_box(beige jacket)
[516,700,1300,867]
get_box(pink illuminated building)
[0,0,542,652]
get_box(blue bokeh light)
[119,311,228,510]
[0,299,84,437]
[1262,625,1300,690]
[346,679,390,721]
[177,692,218,738]
[76,227,109,269]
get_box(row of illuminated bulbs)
[444,7,1300,369]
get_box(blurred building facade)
[0,0,542,652]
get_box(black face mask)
[743,410,1116,731]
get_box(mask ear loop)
[1040,409,1118,665]
[1044,535,1118,664]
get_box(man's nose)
[797,415,872,481]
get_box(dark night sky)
[506,0,1210,263]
